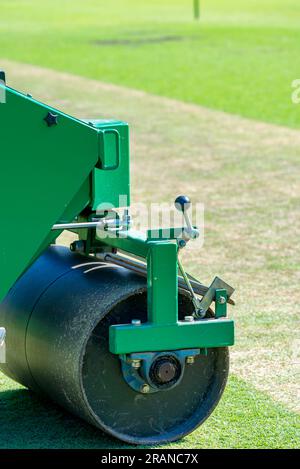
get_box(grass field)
[0,0,299,450]
[1,373,298,449]
[0,0,299,128]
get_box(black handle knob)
[174,195,191,212]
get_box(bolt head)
[44,112,58,127]
[186,355,195,365]
[140,384,150,394]
[186,356,195,365]
[190,228,200,240]
[131,319,141,326]
[184,315,194,322]
[178,239,187,249]
[196,308,206,318]
[131,359,141,369]
[218,296,226,304]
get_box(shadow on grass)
[1,376,299,449]
[0,388,128,449]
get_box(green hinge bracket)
[215,288,228,318]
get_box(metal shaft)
[52,221,100,231]
[52,218,127,231]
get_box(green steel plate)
[0,85,96,301]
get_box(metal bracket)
[215,289,228,318]
[119,349,201,394]
[195,276,234,319]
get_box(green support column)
[147,242,178,325]
[108,236,234,354]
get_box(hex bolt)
[140,384,150,394]
[218,296,226,305]
[186,356,195,365]
[178,239,187,249]
[131,319,141,326]
[196,307,206,318]
[184,315,194,322]
[44,112,58,127]
[131,359,141,369]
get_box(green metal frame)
[0,76,234,357]
[94,229,234,354]
[0,82,130,303]
[110,319,234,354]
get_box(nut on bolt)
[140,384,150,394]
[131,359,141,369]
[186,356,195,365]
[218,296,226,305]
[178,239,187,249]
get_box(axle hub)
[120,349,202,394]
[150,355,181,387]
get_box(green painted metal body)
[88,119,130,210]
[0,78,234,356]
[0,83,129,303]
[110,319,234,355]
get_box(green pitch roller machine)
[0,72,234,445]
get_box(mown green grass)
[0,372,298,449]
[0,0,299,128]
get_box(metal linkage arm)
[93,228,234,355]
